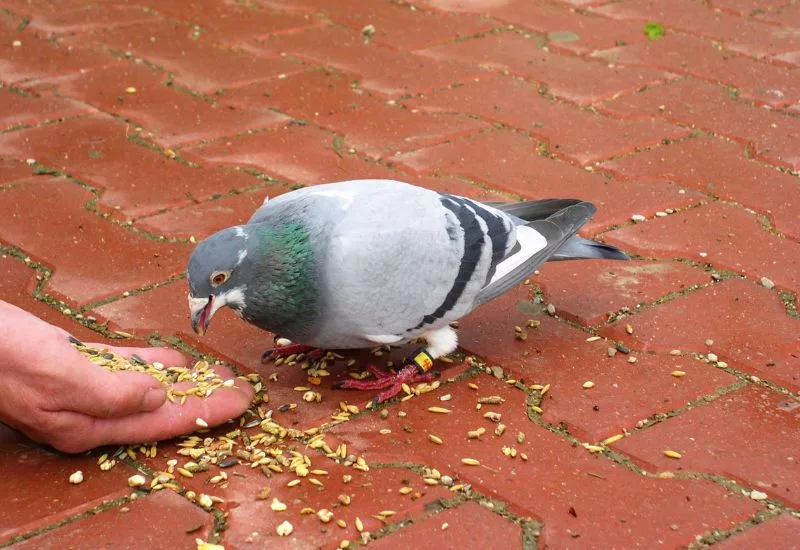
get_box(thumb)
[65,359,167,418]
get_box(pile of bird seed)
[70,337,382,546]
[69,337,238,405]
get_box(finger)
[64,353,167,418]
[74,368,254,449]
[85,343,189,368]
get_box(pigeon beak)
[191,295,214,336]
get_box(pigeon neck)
[246,222,319,338]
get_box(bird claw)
[334,364,439,405]
[261,344,325,363]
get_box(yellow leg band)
[410,349,434,373]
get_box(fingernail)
[142,387,166,411]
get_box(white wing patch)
[234,226,248,239]
[486,225,547,287]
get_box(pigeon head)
[187,226,253,336]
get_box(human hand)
[0,300,254,453]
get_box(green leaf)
[643,22,665,40]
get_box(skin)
[0,300,254,453]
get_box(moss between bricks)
[0,496,130,548]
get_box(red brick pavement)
[0,1,797,548]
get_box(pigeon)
[187,179,628,404]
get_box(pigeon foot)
[333,363,439,405]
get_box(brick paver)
[0,0,797,548]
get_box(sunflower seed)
[427,406,451,414]
[461,458,480,466]
[663,450,682,459]
[218,457,238,468]
[428,434,443,445]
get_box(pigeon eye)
[210,271,229,287]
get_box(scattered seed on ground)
[276,521,293,536]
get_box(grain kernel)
[603,434,624,445]
[270,498,288,511]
